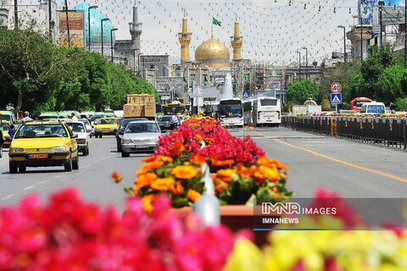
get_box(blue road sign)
[243,91,250,99]
[330,93,342,105]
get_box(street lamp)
[378,1,385,47]
[100,18,110,57]
[138,53,143,77]
[110,28,118,62]
[301,47,308,80]
[296,51,301,81]
[88,5,98,51]
[337,25,346,63]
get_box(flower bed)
[0,189,245,271]
[117,116,292,209]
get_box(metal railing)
[282,116,407,150]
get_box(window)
[125,123,159,133]
[101,119,117,125]
[260,99,277,106]
[15,124,68,138]
[66,123,85,133]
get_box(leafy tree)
[377,64,407,105]
[395,97,407,111]
[286,79,319,104]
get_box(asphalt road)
[1,127,407,223]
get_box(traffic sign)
[243,91,250,99]
[331,82,342,93]
[330,93,342,105]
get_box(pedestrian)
[71,113,79,122]
[9,124,17,139]
[21,111,33,122]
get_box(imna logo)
[262,202,301,215]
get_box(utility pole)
[378,1,385,47]
[360,24,363,60]
[64,0,70,47]
[302,47,308,80]
[297,51,301,81]
[14,0,18,29]
[48,0,52,41]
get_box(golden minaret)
[178,11,192,63]
[230,17,243,61]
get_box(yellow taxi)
[9,121,79,173]
[93,117,119,138]
[1,120,12,148]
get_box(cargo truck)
[123,94,156,119]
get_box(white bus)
[252,97,281,127]
[217,98,244,127]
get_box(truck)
[123,94,156,119]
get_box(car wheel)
[64,153,73,172]
[117,142,122,152]
[99,134,102,138]
[85,146,89,156]
[121,151,129,157]
[72,154,79,170]
[19,166,26,173]
[9,162,17,174]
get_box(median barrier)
[282,116,407,150]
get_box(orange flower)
[141,156,156,162]
[187,189,201,202]
[142,194,156,213]
[151,178,175,191]
[133,184,141,194]
[257,156,288,171]
[191,154,207,165]
[217,169,237,182]
[211,159,235,167]
[110,171,123,183]
[253,170,265,182]
[137,161,164,175]
[170,141,186,156]
[171,165,199,179]
[170,181,184,195]
[136,173,158,186]
[214,180,229,193]
[158,156,173,163]
[260,166,281,182]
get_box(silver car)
[64,121,90,156]
[121,121,161,157]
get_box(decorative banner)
[58,10,85,48]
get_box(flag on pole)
[212,17,222,26]
[183,75,188,83]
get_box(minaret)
[231,17,243,61]
[178,11,192,63]
[129,1,142,51]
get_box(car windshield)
[2,123,10,131]
[0,115,12,122]
[219,103,242,117]
[15,124,68,138]
[160,116,172,121]
[65,123,85,133]
[91,115,104,121]
[100,119,116,125]
[125,123,159,133]
[367,105,385,114]
[260,99,277,106]
[119,118,148,131]
[80,119,90,126]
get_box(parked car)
[158,116,177,130]
[120,121,161,157]
[9,121,79,173]
[360,102,386,115]
[115,118,148,152]
[64,121,90,156]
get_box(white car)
[65,121,90,156]
[120,121,161,157]
[79,119,93,137]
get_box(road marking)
[254,131,407,184]
[1,194,15,200]
[23,186,35,191]
[54,175,61,179]
[38,181,48,184]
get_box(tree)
[286,79,319,105]
[377,64,407,105]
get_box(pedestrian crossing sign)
[330,93,342,105]
[243,91,250,99]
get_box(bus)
[251,97,281,127]
[164,102,185,115]
[350,97,373,112]
[217,98,243,127]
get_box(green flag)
[183,75,188,83]
[204,74,209,82]
[245,74,249,82]
[212,17,222,26]
[234,76,238,83]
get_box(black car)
[116,118,148,152]
[158,116,177,131]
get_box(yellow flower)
[170,181,184,195]
[135,172,158,186]
[137,161,164,175]
[259,166,281,182]
[196,134,203,140]
[141,194,156,213]
[187,189,201,202]
[171,165,199,179]
[150,178,175,191]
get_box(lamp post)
[87,5,98,51]
[301,47,308,80]
[378,1,385,47]
[297,51,301,81]
[100,18,110,57]
[14,0,18,29]
[138,53,143,77]
[110,28,118,62]
[64,0,71,47]
[337,25,346,63]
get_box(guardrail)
[282,116,407,150]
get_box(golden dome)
[195,38,230,67]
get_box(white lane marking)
[38,181,48,184]
[23,186,35,191]
[1,194,15,200]
[54,175,61,179]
